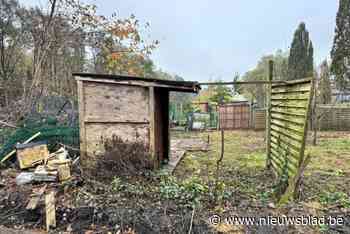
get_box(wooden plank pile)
[0,132,74,232]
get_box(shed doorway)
[154,87,170,164]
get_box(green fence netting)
[0,117,79,162]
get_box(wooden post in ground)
[266,60,273,170]
[312,75,318,146]
[45,190,56,231]
[149,86,157,168]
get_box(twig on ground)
[188,207,195,234]
[0,120,17,128]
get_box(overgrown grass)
[173,130,274,203]
[172,130,350,207]
[306,137,350,174]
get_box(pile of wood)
[16,147,72,183]
[0,133,75,232]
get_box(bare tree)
[0,0,30,108]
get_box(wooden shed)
[219,101,251,130]
[73,73,200,168]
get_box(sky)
[21,0,338,82]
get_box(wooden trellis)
[199,62,314,201]
[266,73,314,201]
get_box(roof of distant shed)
[73,73,200,93]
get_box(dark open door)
[154,88,169,164]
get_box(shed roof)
[73,73,200,93]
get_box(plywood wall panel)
[83,82,149,122]
[85,123,150,159]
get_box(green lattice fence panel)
[267,78,313,199]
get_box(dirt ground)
[0,130,349,233]
[173,130,350,233]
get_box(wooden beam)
[149,87,157,168]
[266,60,273,170]
[272,77,312,88]
[77,80,87,167]
[1,132,41,163]
[26,185,47,210]
[199,80,286,86]
[76,77,199,93]
[45,191,56,231]
[84,118,149,124]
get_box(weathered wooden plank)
[271,120,302,139]
[271,86,311,94]
[272,87,311,94]
[45,191,56,231]
[271,110,305,118]
[26,185,47,210]
[271,104,307,110]
[271,90,310,95]
[270,152,297,174]
[272,78,312,89]
[16,142,49,169]
[270,121,304,135]
[271,107,307,115]
[271,90,310,98]
[77,80,87,166]
[270,127,302,144]
[271,155,283,171]
[271,156,283,174]
[84,118,149,124]
[270,147,299,166]
[270,136,301,154]
[271,98,309,102]
[271,113,305,126]
[270,143,300,161]
[75,77,199,93]
[271,123,305,142]
[271,116,304,127]
[271,99,308,107]
[270,155,297,177]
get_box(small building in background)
[218,101,251,130]
[192,101,210,113]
